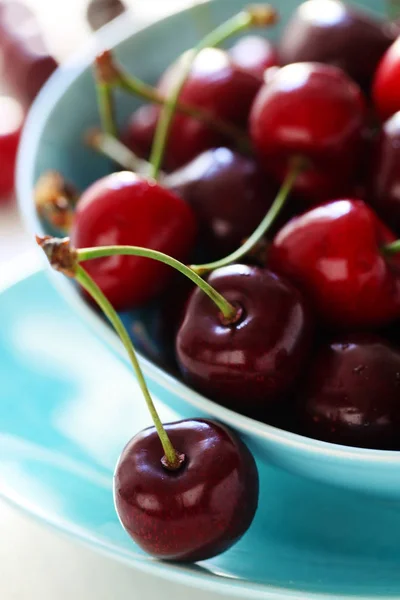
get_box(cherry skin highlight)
[175,264,313,418]
[114,419,259,562]
[268,199,400,329]
[249,62,366,203]
[124,47,261,170]
[228,34,279,79]
[296,334,400,449]
[278,0,396,92]
[71,172,196,311]
[165,147,280,259]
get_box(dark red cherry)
[373,36,400,121]
[175,265,313,418]
[228,34,279,79]
[249,62,366,203]
[368,111,400,234]
[296,334,400,449]
[124,47,261,171]
[268,199,400,329]
[165,147,280,259]
[123,104,158,163]
[0,1,58,108]
[86,0,126,31]
[0,95,23,200]
[278,0,396,92]
[114,419,259,562]
[71,172,196,311]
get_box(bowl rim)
[16,0,400,482]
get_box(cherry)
[0,1,58,109]
[114,419,259,561]
[124,48,261,171]
[278,0,396,92]
[228,34,279,79]
[71,172,196,311]
[268,199,400,329]
[0,95,23,200]
[165,147,281,259]
[368,111,400,235]
[175,264,313,418]
[249,62,366,203]
[296,334,400,449]
[373,36,400,121]
[86,0,126,31]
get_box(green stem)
[382,239,400,256]
[149,6,277,179]
[191,157,303,276]
[85,129,155,177]
[75,265,182,469]
[77,245,237,319]
[96,81,117,137]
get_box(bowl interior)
[17,0,400,498]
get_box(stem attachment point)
[36,235,77,277]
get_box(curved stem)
[96,81,117,137]
[75,265,182,470]
[77,245,237,319]
[149,6,277,178]
[85,129,156,177]
[382,239,400,256]
[191,158,303,276]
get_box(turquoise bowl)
[17,0,400,499]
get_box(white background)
[0,1,234,598]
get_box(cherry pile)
[36,1,400,564]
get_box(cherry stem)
[76,245,237,320]
[149,4,277,179]
[85,128,156,177]
[95,51,250,153]
[75,265,183,470]
[95,78,117,137]
[382,239,400,256]
[190,157,303,276]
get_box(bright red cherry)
[373,36,400,121]
[249,62,366,203]
[368,111,400,234]
[0,95,23,200]
[268,199,400,329]
[124,47,261,171]
[296,334,400,449]
[165,147,281,259]
[228,34,279,79]
[176,265,313,419]
[0,1,58,108]
[278,0,396,92]
[71,172,196,311]
[114,419,259,561]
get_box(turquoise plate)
[1,261,400,599]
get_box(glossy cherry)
[297,334,400,449]
[124,47,261,171]
[373,36,400,121]
[278,0,396,92]
[268,199,400,329]
[249,62,366,203]
[114,419,259,561]
[176,264,313,418]
[0,1,58,108]
[228,34,279,79]
[165,147,280,259]
[71,172,196,311]
[368,111,400,235]
[0,95,23,199]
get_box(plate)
[1,261,400,599]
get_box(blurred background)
[0,0,198,268]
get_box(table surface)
[0,1,236,598]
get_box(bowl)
[17,0,400,499]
